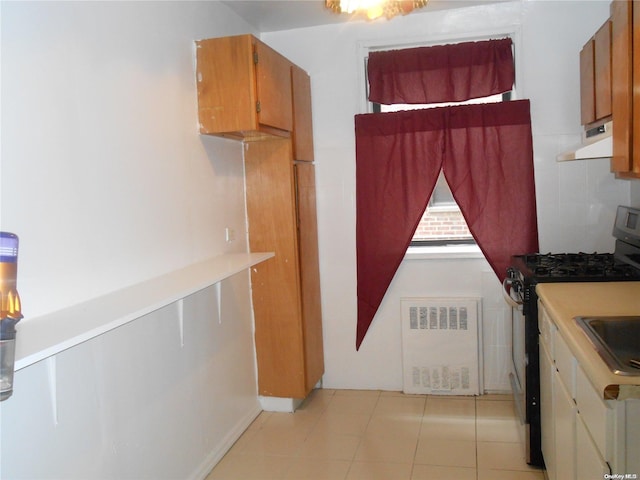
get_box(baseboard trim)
[191,403,262,480]
[258,395,304,412]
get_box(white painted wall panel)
[1,277,260,479]
[1,1,262,478]
[1,1,256,318]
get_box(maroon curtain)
[355,100,538,350]
[356,111,445,350]
[442,101,539,283]
[367,38,514,105]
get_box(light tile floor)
[206,389,545,480]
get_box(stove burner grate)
[516,252,640,280]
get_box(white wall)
[1,277,259,479]
[1,1,254,317]
[264,0,632,391]
[522,0,632,252]
[632,181,640,206]
[1,2,263,478]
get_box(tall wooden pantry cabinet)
[195,34,324,399]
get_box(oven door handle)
[502,278,523,309]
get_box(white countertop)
[536,282,640,400]
[14,252,274,371]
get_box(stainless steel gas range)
[503,205,640,467]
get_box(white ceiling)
[221,0,508,33]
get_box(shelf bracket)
[177,298,185,347]
[45,356,58,425]
[215,281,222,324]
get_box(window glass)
[412,172,473,244]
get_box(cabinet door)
[633,0,640,176]
[580,21,612,126]
[554,373,576,480]
[291,65,315,161]
[580,38,595,125]
[196,35,295,139]
[576,414,610,480]
[295,162,324,393]
[196,35,257,134]
[245,139,306,398]
[594,20,612,121]
[255,40,293,133]
[611,0,633,173]
[576,365,611,460]
[540,338,556,480]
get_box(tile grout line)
[343,389,381,480]
[408,393,429,480]
[475,396,480,480]
[278,389,335,479]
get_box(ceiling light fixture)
[325,0,428,20]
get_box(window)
[412,173,473,244]
[370,74,512,246]
[355,35,534,348]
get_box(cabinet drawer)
[554,330,576,399]
[539,305,555,354]
[576,364,611,459]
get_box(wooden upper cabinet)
[196,34,293,139]
[610,0,638,176]
[254,40,294,134]
[580,38,596,125]
[580,20,612,126]
[291,65,315,161]
[633,0,640,177]
[594,21,612,121]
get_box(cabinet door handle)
[502,278,522,308]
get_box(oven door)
[503,277,528,456]
[510,301,528,450]
[502,276,525,392]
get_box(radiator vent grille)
[409,305,469,331]
[401,297,481,395]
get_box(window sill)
[404,244,483,260]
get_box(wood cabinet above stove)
[611,0,640,178]
[580,19,612,128]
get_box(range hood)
[557,121,613,161]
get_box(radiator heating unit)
[401,297,482,395]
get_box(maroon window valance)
[355,100,538,350]
[367,38,515,105]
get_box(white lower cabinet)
[539,309,576,480]
[540,338,556,480]
[576,412,610,480]
[555,374,576,480]
[576,364,612,458]
[539,302,618,480]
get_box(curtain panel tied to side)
[367,38,515,105]
[355,100,539,350]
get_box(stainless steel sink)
[574,316,640,376]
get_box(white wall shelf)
[14,252,274,371]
